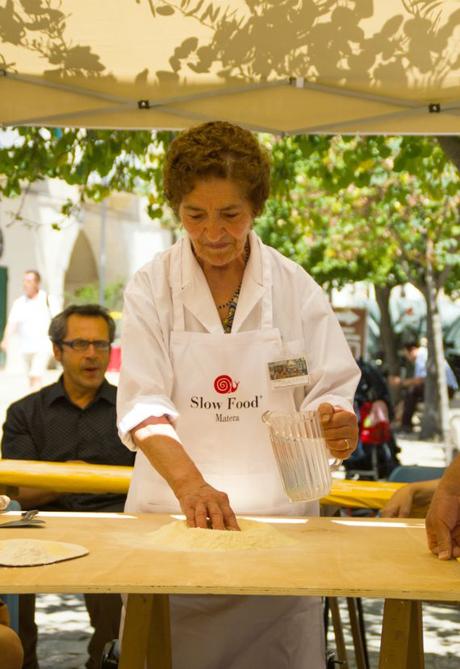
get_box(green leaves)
[254,133,460,293]
[0,126,458,299]
[0,127,175,220]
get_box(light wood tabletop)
[0,512,452,600]
[0,512,457,668]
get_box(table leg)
[347,598,368,669]
[146,594,172,669]
[328,597,349,668]
[379,599,424,669]
[120,594,154,669]
[120,594,172,669]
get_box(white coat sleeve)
[117,270,179,450]
[298,283,361,413]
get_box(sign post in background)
[334,307,368,360]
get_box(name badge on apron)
[268,356,309,389]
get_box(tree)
[0,127,174,225]
[257,134,460,438]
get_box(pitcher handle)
[261,410,271,425]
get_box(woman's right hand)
[174,479,240,531]
[132,418,240,530]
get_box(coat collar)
[173,231,269,334]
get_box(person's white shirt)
[414,346,458,390]
[7,289,58,353]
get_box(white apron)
[125,242,325,669]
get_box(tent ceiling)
[1,0,460,134]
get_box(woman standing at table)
[117,121,360,668]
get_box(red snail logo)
[214,375,239,394]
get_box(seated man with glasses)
[1,304,135,669]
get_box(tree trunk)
[420,247,450,440]
[437,136,460,173]
[375,284,399,375]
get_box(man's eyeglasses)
[60,339,111,352]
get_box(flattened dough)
[0,539,88,567]
[147,518,298,552]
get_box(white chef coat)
[117,230,360,669]
[118,231,360,442]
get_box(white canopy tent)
[1,0,460,134]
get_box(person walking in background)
[2,304,135,669]
[390,340,458,434]
[0,270,58,390]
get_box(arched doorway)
[64,231,98,303]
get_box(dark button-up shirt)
[1,377,134,511]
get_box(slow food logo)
[213,374,239,394]
[191,375,261,422]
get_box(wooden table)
[0,458,404,508]
[0,512,457,668]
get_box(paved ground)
[36,595,91,669]
[1,368,460,668]
[32,595,460,669]
[341,599,460,669]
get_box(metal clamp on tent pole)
[289,77,305,89]
[137,99,151,110]
[429,103,441,113]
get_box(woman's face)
[179,178,254,267]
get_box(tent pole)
[98,200,107,307]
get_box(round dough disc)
[0,539,88,567]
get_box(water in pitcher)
[262,410,340,502]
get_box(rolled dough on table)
[0,539,88,567]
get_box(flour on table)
[147,519,298,552]
[0,539,88,566]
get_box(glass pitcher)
[262,410,341,502]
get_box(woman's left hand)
[318,403,358,460]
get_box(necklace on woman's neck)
[216,286,241,310]
[215,242,250,310]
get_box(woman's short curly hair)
[163,121,271,216]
